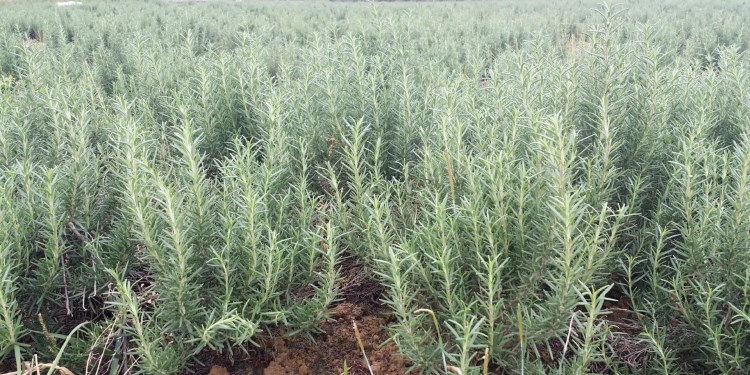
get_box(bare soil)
[188,300,407,375]
[189,259,408,375]
[262,302,406,375]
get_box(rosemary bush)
[1,1,750,374]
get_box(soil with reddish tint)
[190,300,406,375]
[262,302,406,375]
[189,260,408,375]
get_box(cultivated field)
[1,1,750,374]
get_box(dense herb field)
[1,0,750,374]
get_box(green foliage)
[1,0,749,374]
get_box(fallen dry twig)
[1,362,75,375]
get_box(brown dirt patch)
[188,301,407,375]
[256,257,405,374]
[261,302,406,375]
[187,259,407,375]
